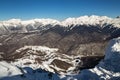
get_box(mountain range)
[0,15,120,80]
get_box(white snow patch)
[0,61,22,78]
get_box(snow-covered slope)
[10,46,82,75]
[0,61,22,79]
[0,37,120,80]
[0,15,120,34]
[61,15,112,27]
[74,37,120,80]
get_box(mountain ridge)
[0,15,120,35]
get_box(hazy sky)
[0,0,120,20]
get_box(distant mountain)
[0,15,120,34]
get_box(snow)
[13,46,58,70]
[61,15,112,27]
[0,15,120,34]
[11,45,75,75]
[75,37,120,80]
[112,39,120,52]
[42,62,55,73]
[0,37,120,80]
[16,46,58,53]
[0,15,120,80]
[0,61,22,78]
[11,45,82,76]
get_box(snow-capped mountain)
[0,15,120,80]
[0,15,120,34]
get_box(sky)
[0,0,120,21]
